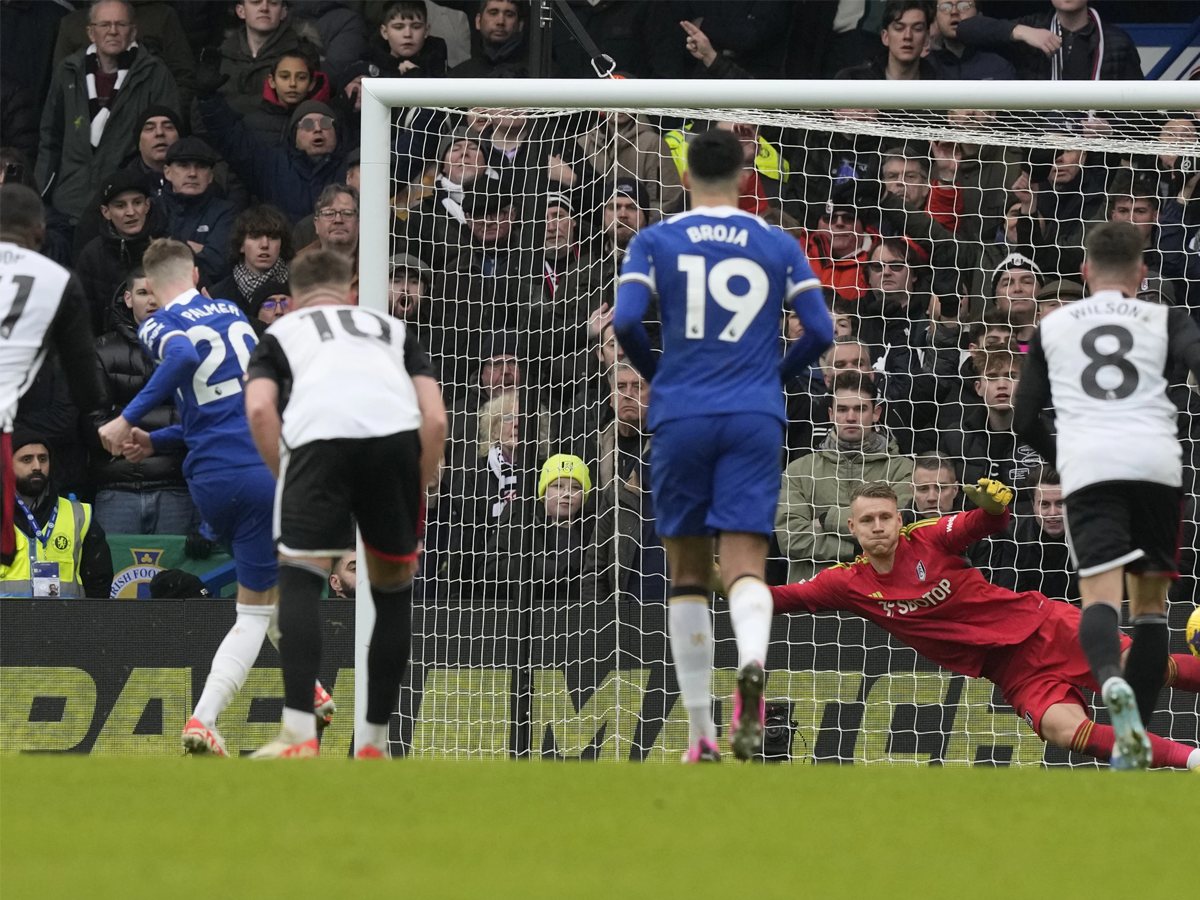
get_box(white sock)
[192,603,271,726]
[669,597,716,745]
[727,577,773,670]
[282,706,317,741]
[266,604,281,650]
[1188,748,1200,771]
[361,721,388,750]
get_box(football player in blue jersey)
[97,239,332,756]
[613,129,833,762]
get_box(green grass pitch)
[2,756,1192,899]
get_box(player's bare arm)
[244,377,282,478]
[412,374,447,489]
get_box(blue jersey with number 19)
[617,207,821,430]
[137,291,264,477]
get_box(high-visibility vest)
[0,497,91,597]
[663,129,790,183]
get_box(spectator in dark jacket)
[449,0,528,77]
[550,2,685,79]
[955,0,1143,81]
[87,265,194,535]
[243,48,334,148]
[367,1,449,78]
[210,204,293,315]
[0,0,72,113]
[940,350,1044,499]
[836,1,939,80]
[122,105,182,198]
[75,170,167,334]
[199,83,350,223]
[36,1,180,224]
[0,75,39,162]
[160,137,237,285]
[676,2,793,79]
[485,453,593,604]
[288,0,369,88]
[217,0,307,119]
[53,0,195,113]
[928,0,1016,80]
[70,104,183,259]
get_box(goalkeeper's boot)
[730,660,766,762]
[181,717,228,757]
[682,737,721,764]
[249,729,319,759]
[355,743,391,760]
[1102,677,1151,770]
[314,681,336,730]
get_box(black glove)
[193,56,229,100]
[185,528,215,560]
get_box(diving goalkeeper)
[770,479,1200,770]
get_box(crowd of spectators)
[1,0,1197,606]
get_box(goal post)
[354,77,1200,761]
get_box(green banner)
[106,535,236,598]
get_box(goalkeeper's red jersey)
[771,508,1051,677]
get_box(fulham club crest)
[916,561,927,582]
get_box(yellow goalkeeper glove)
[962,478,1014,515]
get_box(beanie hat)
[989,252,1044,298]
[11,428,52,458]
[134,104,185,138]
[538,454,592,500]
[289,100,337,140]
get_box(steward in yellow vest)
[0,434,112,598]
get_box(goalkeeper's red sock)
[1164,654,1200,693]
[1070,720,1196,769]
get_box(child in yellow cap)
[538,453,591,523]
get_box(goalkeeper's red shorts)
[983,599,1131,737]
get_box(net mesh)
[381,103,1200,764]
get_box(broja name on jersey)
[1035,291,1180,494]
[618,207,820,429]
[247,304,434,448]
[138,291,263,476]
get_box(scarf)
[1050,9,1104,81]
[232,258,289,304]
[86,42,137,147]
[487,445,517,519]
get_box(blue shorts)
[188,465,278,592]
[649,412,784,538]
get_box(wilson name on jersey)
[0,242,71,425]
[617,207,820,428]
[1037,290,1180,493]
[138,292,264,476]
[246,304,436,448]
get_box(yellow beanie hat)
[538,453,592,500]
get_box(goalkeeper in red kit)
[770,479,1200,770]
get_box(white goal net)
[357,78,1200,765]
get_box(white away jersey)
[246,304,436,448]
[0,242,74,426]
[1035,290,1180,494]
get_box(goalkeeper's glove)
[962,478,1014,515]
